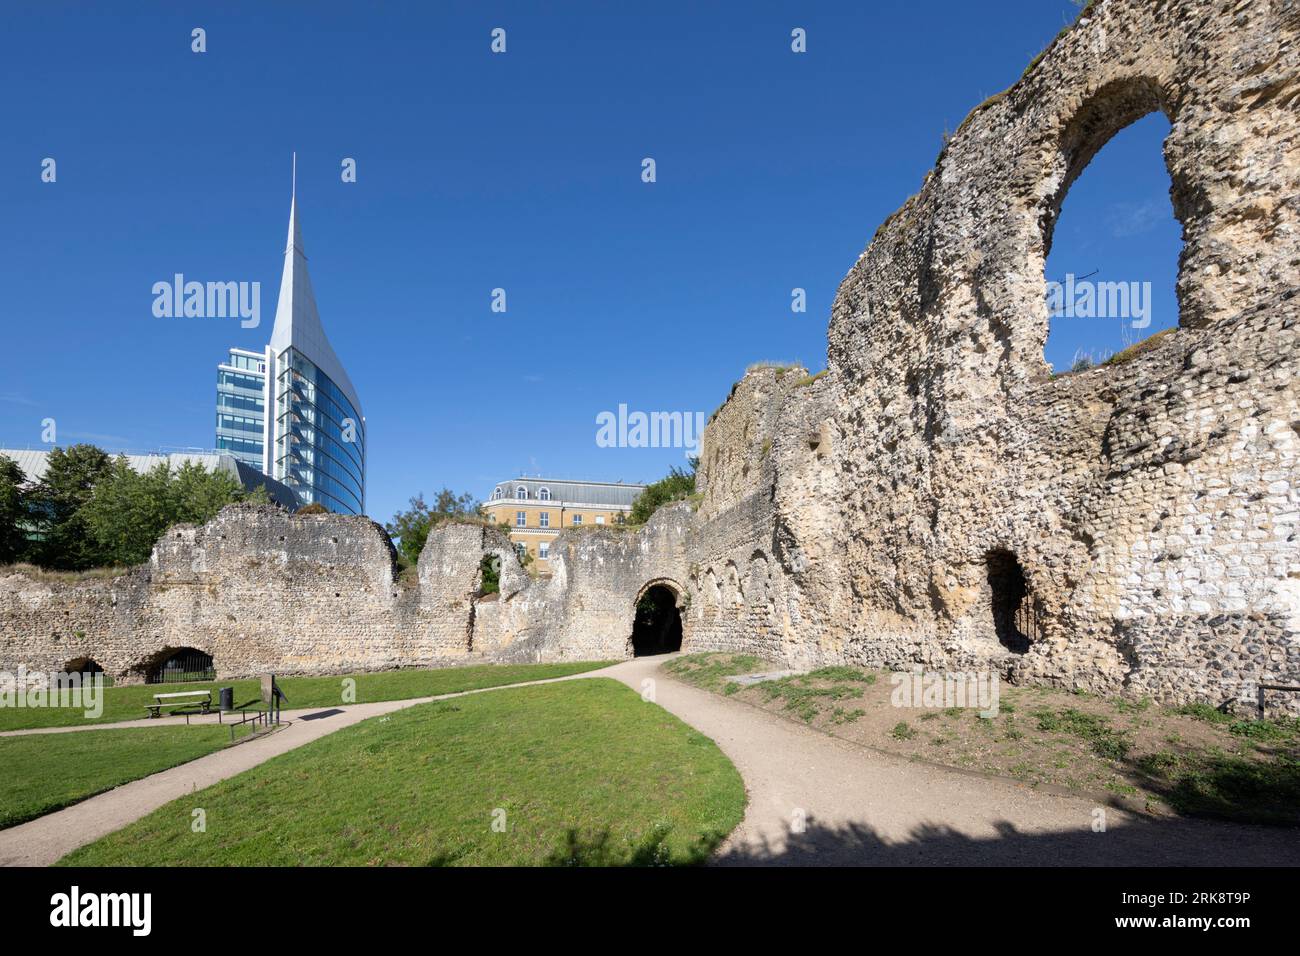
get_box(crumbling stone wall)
[810,0,1300,708]
[2,0,1296,712]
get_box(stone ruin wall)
[1,0,1297,711]
[0,503,694,684]
[812,0,1300,708]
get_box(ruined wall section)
[0,568,151,682]
[529,507,693,660]
[821,0,1300,707]
[688,366,852,667]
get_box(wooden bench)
[145,690,212,719]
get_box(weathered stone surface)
[2,0,1297,712]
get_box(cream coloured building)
[481,477,646,570]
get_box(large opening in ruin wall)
[985,550,1038,654]
[631,583,684,656]
[143,647,216,684]
[1041,81,1183,374]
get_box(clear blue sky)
[0,1,1181,525]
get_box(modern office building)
[481,477,647,570]
[216,164,366,514]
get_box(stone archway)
[134,646,216,684]
[630,579,684,657]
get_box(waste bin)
[219,687,234,712]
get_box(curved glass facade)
[272,347,365,514]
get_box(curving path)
[2,655,1297,867]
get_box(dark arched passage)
[143,647,216,684]
[631,584,683,656]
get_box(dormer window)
[538,487,551,501]
[492,487,504,500]
[516,487,529,500]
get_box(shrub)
[628,463,697,525]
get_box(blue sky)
[0,1,1181,525]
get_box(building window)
[572,514,582,526]
[539,543,549,560]
[596,515,605,525]
[516,487,528,500]
[539,512,549,528]
[492,488,504,500]
[516,543,526,559]
[516,511,526,527]
[538,487,551,501]
[615,513,626,525]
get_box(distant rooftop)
[488,477,647,508]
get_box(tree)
[78,458,259,567]
[29,444,112,570]
[628,460,698,525]
[0,454,28,564]
[78,459,174,567]
[171,460,249,524]
[385,489,480,567]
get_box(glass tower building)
[215,167,366,514]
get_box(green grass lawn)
[0,725,251,830]
[59,679,745,866]
[0,660,613,731]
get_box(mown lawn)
[60,679,745,866]
[0,661,613,731]
[0,725,250,830]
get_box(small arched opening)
[985,550,1038,655]
[61,656,104,676]
[631,582,683,657]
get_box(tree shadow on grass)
[542,824,724,867]
[709,813,1300,867]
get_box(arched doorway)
[631,583,683,656]
[986,550,1037,654]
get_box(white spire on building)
[267,154,363,417]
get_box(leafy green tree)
[78,459,174,567]
[78,458,259,567]
[30,444,112,570]
[628,460,697,525]
[171,461,248,524]
[385,489,481,567]
[0,454,29,564]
